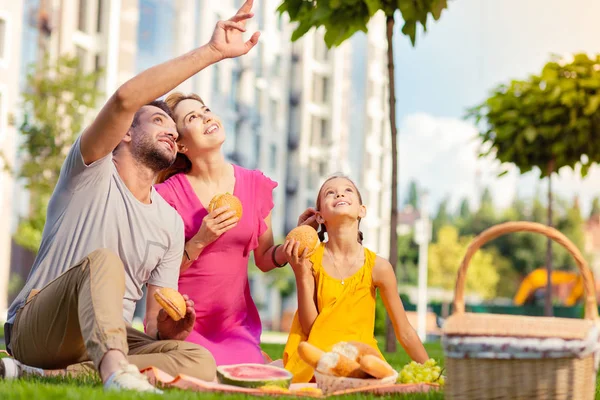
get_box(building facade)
[0,0,24,318]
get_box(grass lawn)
[0,341,444,400]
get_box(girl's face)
[316,177,366,224]
[173,98,225,154]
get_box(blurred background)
[1,0,599,344]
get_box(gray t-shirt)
[7,136,184,324]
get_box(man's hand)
[156,295,196,341]
[208,0,260,60]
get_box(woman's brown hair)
[315,174,364,244]
[155,92,206,184]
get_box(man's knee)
[176,342,217,381]
[85,249,125,287]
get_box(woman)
[154,92,311,366]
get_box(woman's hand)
[297,207,318,230]
[191,206,238,248]
[282,239,314,279]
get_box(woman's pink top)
[155,164,277,366]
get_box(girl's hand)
[282,239,313,278]
[192,206,238,247]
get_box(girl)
[281,175,429,383]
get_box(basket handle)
[452,221,598,320]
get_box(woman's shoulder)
[154,173,186,203]
[235,164,277,184]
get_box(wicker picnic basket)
[442,221,600,400]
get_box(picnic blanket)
[141,366,440,397]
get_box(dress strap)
[363,247,377,272]
[309,243,326,275]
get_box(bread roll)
[359,354,396,379]
[331,341,382,363]
[286,225,319,256]
[153,287,186,321]
[208,193,243,219]
[316,352,369,379]
[298,342,325,369]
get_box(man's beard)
[132,136,176,172]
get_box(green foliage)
[13,55,103,252]
[431,196,451,241]
[277,0,449,48]
[8,273,25,298]
[406,180,419,208]
[398,232,419,284]
[467,53,600,178]
[591,196,600,217]
[428,225,506,299]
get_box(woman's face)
[173,98,225,154]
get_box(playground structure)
[513,267,600,306]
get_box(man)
[1,1,260,393]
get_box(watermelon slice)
[216,363,293,389]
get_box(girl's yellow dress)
[283,243,384,383]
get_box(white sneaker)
[0,357,45,379]
[103,362,163,394]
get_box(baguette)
[298,342,324,369]
[331,341,382,363]
[316,352,369,379]
[359,354,396,379]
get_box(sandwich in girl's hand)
[281,174,429,383]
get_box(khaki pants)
[10,249,216,381]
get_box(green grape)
[398,359,444,385]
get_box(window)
[306,198,314,211]
[320,118,329,142]
[311,116,330,145]
[0,18,6,62]
[230,67,240,108]
[272,54,281,77]
[314,36,329,62]
[78,0,88,32]
[312,75,329,104]
[94,54,102,88]
[318,161,327,177]
[212,65,221,96]
[269,143,277,171]
[254,130,261,168]
[0,90,4,142]
[270,99,278,119]
[76,46,87,70]
[96,0,103,32]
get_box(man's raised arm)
[80,0,260,165]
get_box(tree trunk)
[385,14,399,353]
[545,160,555,317]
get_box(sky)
[391,0,600,215]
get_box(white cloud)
[398,113,600,216]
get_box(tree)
[591,197,600,218]
[277,0,449,353]
[458,198,471,220]
[432,196,451,240]
[467,53,600,316]
[397,232,419,284]
[406,180,419,208]
[14,55,102,252]
[428,226,505,300]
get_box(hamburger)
[153,287,186,321]
[286,225,319,256]
[208,193,243,220]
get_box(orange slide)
[513,268,588,306]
